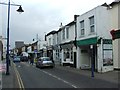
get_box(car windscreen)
[42,58,51,61]
[14,56,20,58]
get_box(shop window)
[66,51,69,58]
[64,51,66,61]
[66,49,70,58]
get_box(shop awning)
[76,37,97,46]
[60,41,75,49]
[53,45,60,50]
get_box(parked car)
[20,52,29,62]
[13,56,21,63]
[36,57,55,68]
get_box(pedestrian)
[28,55,31,64]
[30,57,34,65]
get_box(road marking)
[41,70,78,88]
[12,62,25,90]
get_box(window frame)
[66,26,69,39]
[62,29,65,40]
[80,20,85,36]
[89,16,95,33]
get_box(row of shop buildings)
[45,1,120,73]
[13,0,120,73]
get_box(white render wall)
[76,47,81,69]
[60,23,76,65]
[68,25,75,41]
[96,7,111,39]
[113,40,119,69]
[76,7,98,40]
[27,46,32,53]
[97,42,103,72]
[22,47,26,52]
[46,34,54,46]
[109,5,118,30]
[109,4,119,69]
[53,33,57,45]
[118,4,120,69]
[61,25,75,44]
[76,5,114,72]
[118,39,120,69]
[38,40,47,50]
[77,6,112,40]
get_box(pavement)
[1,60,19,89]
[1,61,120,89]
[55,64,120,85]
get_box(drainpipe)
[74,15,79,68]
[74,15,79,48]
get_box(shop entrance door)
[73,52,76,68]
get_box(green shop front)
[76,37,113,72]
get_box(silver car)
[36,57,55,68]
[13,56,21,62]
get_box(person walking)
[28,55,33,65]
[30,57,34,65]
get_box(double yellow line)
[12,62,25,90]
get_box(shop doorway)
[90,45,97,72]
[73,52,76,68]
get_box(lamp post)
[90,45,94,77]
[0,0,24,75]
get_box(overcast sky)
[0,0,114,48]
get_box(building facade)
[52,30,61,65]
[15,41,24,55]
[108,0,120,70]
[37,40,47,57]
[45,31,57,60]
[76,5,113,72]
[24,0,119,73]
[60,21,77,67]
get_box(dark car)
[36,57,55,68]
[20,56,28,62]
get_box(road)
[13,61,118,88]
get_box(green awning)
[76,37,97,46]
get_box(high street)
[2,60,119,89]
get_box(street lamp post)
[6,0,11,75]
[90,45,94,77]
[0,0,24,75]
